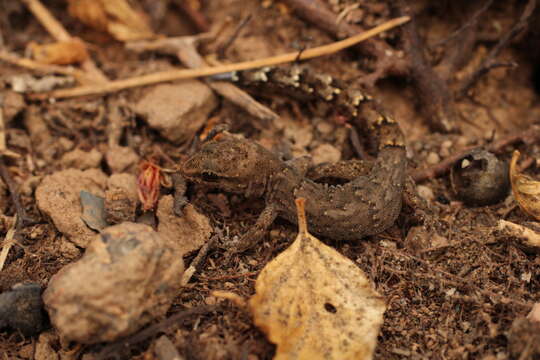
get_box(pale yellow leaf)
[510,150,540,221]
[249,198,386,360]
[67,0,155,41]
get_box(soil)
[1,0,540,359]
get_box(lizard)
[181,66,408,251]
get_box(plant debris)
[249,198,385,360]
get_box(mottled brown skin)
[182,117,407,249]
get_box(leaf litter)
[250,198,385,360]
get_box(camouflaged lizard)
[181,66,407,251]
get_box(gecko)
[181,66,408,251]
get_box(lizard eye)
[201,171,221,182]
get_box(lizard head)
[182,132,271,194]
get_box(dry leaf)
[28,38,88,65]
[510,150,540,221]
[137,160,162,211]
[68,0,155,41]
[249,198,386,360]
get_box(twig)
[181,232,218,286]
[29,16,410,100]
[0,103,5,154]
[20,0,109,83]
[128,35,279,124]
[172,0,210,33]
[0,216,16,271]
[281,0,410,83]
[431,0,494,49]
[216,14,252,58]
[397,0,456,133]
[411,127,540,182]
[457,0,536,98]
[95,305,218,360]
[0,158,34,228]
[0,51,96,84]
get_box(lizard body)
[181,66,407,249]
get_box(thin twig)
[172,0,210,33]
[0,216,16,271]
[217,14,252,58]
[28,16,409,100]
[0,158,34,228]
[0,51,96,84]
[20,0,109,83]
[457,0,536,98]
[181,232,219,286]
[95,305,218,360]
[128,35,279,124]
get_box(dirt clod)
[134,81,218,144]
[0,283,45,336]
[60,148,103,170]
[36,168,108,248]
[157,195,212,256]
[42,222,185,344]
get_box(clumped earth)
[1,0,540,359]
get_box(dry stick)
[0,216,16,271]
[457,0,536,98]
[216,14,252,58]
[411,128,540,182]
[0,51,95,84]
[20,0,109,83]
[127,36,279,123]
[397,0,456,133]
[281,0,409,84]
[95,305,218,360]
[172,0,209,33]
[30,16,410,100]
[0,158,34,228]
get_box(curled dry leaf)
[510,150,540,221]
[249,198,386,360]
[68,0,155,41]
[137,160,161,211]
[28,38,88,65]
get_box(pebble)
[43,223,185,344]
[311,143,341,165]
[426,152,440,165]
[0,283,45,336]
[36,168,108,248]
[416,185,435,203]
[134,81,217,144]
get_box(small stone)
[1,91,25,122]
[316,121,334,135]
[0,283,45,336]
[61,148,103,170]
[134,82,217,143]
[311,143,341,165]
[426,152,440,165]
[157,195,212,256]
[106,145,139,173]
[105,173,139,224]
[416,185,434,203]
[36,169,108,248]
[43,223,185,344]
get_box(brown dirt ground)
[1,0,540,359]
